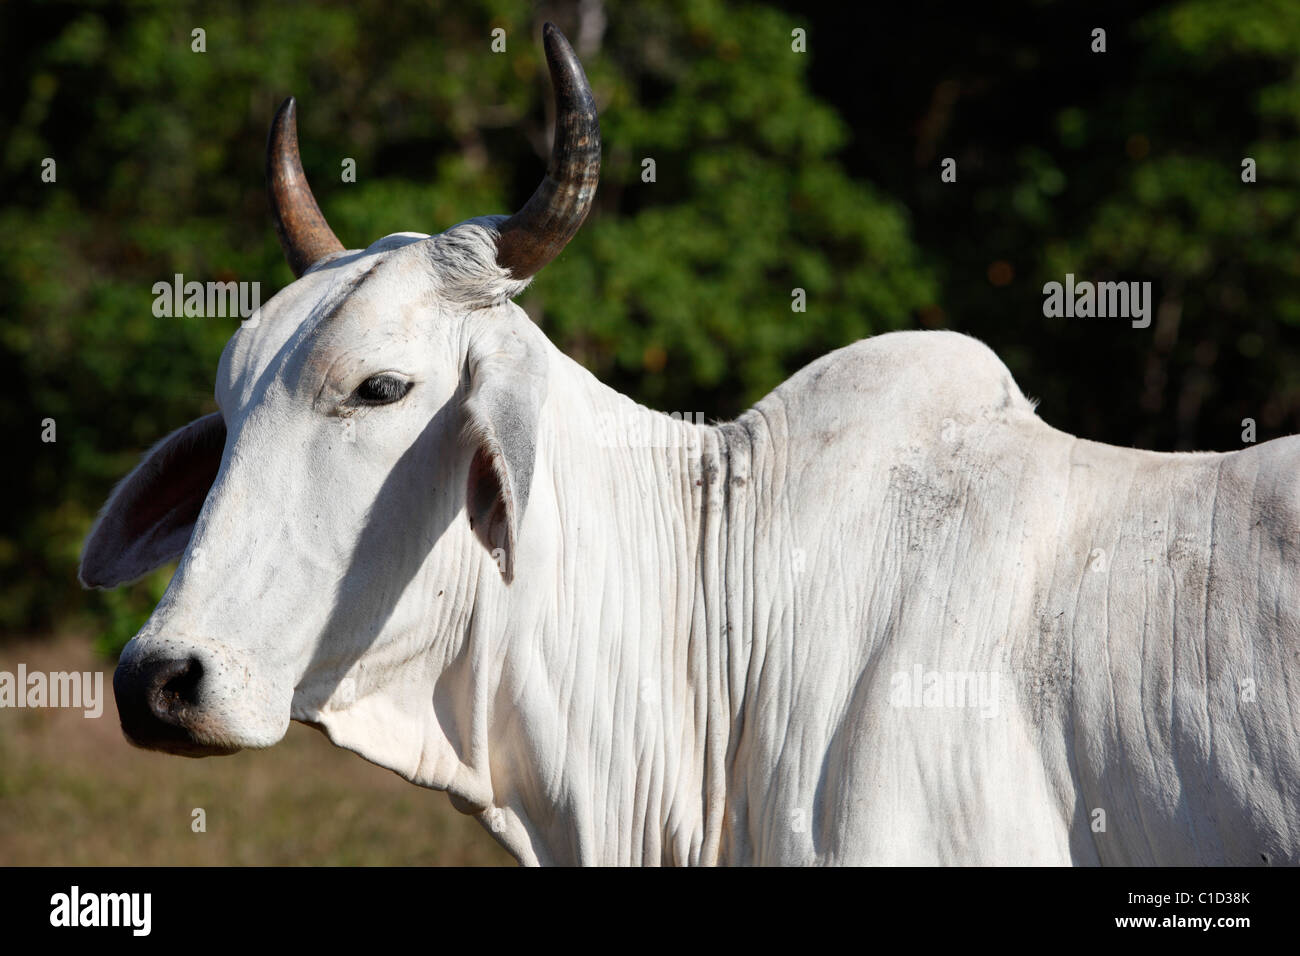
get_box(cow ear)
[462,317,549,584]
[79,412,226,589]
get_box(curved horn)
[495,23,601,280]
[267,97,345,277]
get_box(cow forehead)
[216,233,442,410]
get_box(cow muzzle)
[113,655,241,757]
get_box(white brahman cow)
[81,24,1300,865]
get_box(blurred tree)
[793,0,1300,451]
[0,0,934,646]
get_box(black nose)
[113,656,233,757]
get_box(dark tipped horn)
[267,97,345,277]
[494,23,601,280]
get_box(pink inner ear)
[466,446,501,531]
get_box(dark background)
[3,0,1298,648]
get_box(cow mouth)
[119,723,241,759]
[120,726,241,758]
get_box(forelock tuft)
[425,217,533,307]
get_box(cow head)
[79,24,598,806]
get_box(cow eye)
[352,374,413,406]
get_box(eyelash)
[351,374,413,406]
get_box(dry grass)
[0,633,514,865]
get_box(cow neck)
[486,357,748,864]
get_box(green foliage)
[808,0,1300,452]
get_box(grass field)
[0,633,513,865]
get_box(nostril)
[146,657,204,724]
[114,654,236,757]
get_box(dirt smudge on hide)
[885,459,966,552]
[1022,600,1073,728]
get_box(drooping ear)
[462,318,549,584]
[79,412,226,589]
